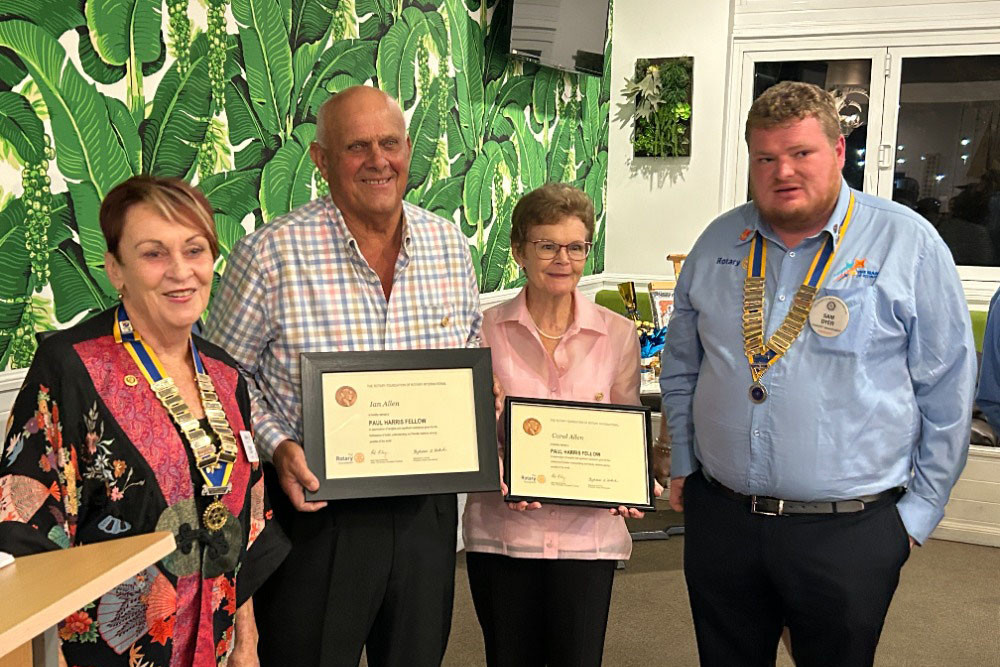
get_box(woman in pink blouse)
[463,183,661,667]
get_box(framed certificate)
[300,349,500,500]
[648,280,676,331]
[503,397,655,511]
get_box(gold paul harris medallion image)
[523,418,542,435]
[336,385,357,407]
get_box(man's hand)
[669,475,686,512]
[909,536,917,550]
[273,439,327,512]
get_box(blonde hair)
[510,183,595,247]
[745,81,842,145]
[100,175,219,259]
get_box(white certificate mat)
[321,368,480,479]
[507,401,651,507]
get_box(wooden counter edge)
[0,531,176,656]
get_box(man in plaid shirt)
[205,86,483,667]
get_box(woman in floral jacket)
[0,176,288,666]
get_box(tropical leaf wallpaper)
[0,0,612,371]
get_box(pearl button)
[789,251,796,258]
[753,429,760,436]
[778,294,786,302]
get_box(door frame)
[723,30,1000,291]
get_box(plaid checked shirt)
[204,196,483,460]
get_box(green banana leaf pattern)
[0,0,612,371]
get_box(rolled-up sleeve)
[659,264,703,478]
[898,239,977,543]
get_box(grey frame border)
[301,348,499,501]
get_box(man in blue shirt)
[660,81,975,666]
[976,288,1000,431]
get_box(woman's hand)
[610,480,663,519]
[507,499,543,511]
[229,600,260,667]
[499,457,542,510]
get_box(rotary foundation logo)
[536,474,546,484]
[335,386,357,407]
[354,452,365,463]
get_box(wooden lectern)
[0,532,175,667]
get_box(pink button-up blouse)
[462,288,642,560]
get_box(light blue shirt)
[660,181,976,543]
[975,288,1000,431]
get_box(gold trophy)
[617,281,641,323]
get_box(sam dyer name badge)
[808,296,849,337]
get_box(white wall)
[606,0,734,278]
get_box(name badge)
[809,296,849,337]
[239,430,260,463]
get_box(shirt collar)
[733,178,851,248]
[496,288,609,338]
[322,196,413,254]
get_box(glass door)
[729,47,888,206]
[879,46,1000,278]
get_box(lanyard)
[114,306,239,495]
[742,193,855,401]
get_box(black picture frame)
[503,396,655,511]
[301,348,500,501]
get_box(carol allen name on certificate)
[321,367,480,479]
[508,402,649,506]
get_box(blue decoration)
[640,327,667,358]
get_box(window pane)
[752,59,872,191]
[894,56,1000,267]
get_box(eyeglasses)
[528,240,592,260]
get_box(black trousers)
[465,552,616,667]
[255,471,457,667]
[683,470,911,667]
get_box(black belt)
[705,474,901,516]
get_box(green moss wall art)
[0,0,612,371]
[623,57,692,158]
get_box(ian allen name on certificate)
[322,368,480,479]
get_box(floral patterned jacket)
[0,308,288,667]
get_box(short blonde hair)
[510,183,595,247]
[100,175,219,259]
[745,81,842,145]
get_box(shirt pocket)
[411,302,469,348]
[807,285,876,356]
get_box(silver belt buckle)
[751,496,784,516]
